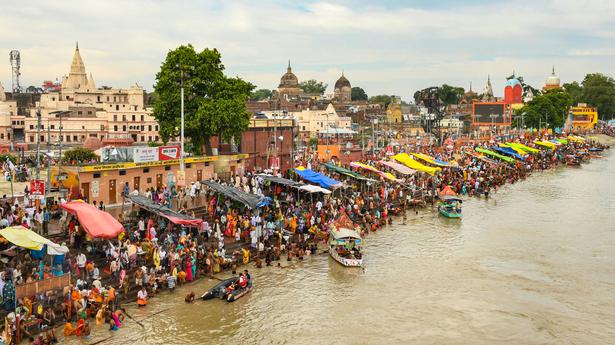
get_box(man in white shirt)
[76,252,87,280]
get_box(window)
[73,135,78,141]
[119,170,126,176]
[164,166,171,171]
[113,115,117,121]
[29,125,34,129]
[106,96,109,101]
[148,125,152,131]
[302,126,305,131]
[78,111,82,115]
[141,136,145,142]
[148,136,152,141]
[0,134,3,139]
[143,168,149,173]
[141,125,144,131]
[40,135,44,142]
[88,111,92,115]
[94,172,101,178]
[52,97,56,101]
[122,125,126,131]
[204,162,210,167]
[186,163,191,168]
[66,136,71,142]
[122,115,126,121]
[7,133,10,140]
[146,177,152,183]
[51,125,55,129]
[29,136,34,142]
[114,125,118,131]
[155,136,159,141]
[116,105,119,111]
[97,96,100,102]
[113,96,116,102]
[141,115,144,121]
[132,115,135,122]
[155,125,159,131]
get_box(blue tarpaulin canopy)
[294,167,342,189]
[492,146,526,161]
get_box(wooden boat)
[438,195,462,219]
[201,277,237,300]
[328,227,363,267]
[565,155,581,166]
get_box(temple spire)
[287,59,291,73]
[552,65,555,75]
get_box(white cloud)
[0,0,614,100]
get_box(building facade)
[0,43,161,148]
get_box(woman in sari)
[184,257,193,282]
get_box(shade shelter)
[126,195,203,226]
[294,167,343,189]
[201,180,271,209]
[60,201,124,239]
[0,226,69,254]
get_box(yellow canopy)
[567,135,584,143]
[350,162,400,182]
[500,143,527,156]
[534,140,556,149]
[0,226,69,254]
[507,142,540,154]
[392,153,441,176]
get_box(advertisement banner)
[133,147,159,163]
[159,146,180,161]
[30,179,45,196]
[176,170,186,187]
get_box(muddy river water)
[68,148,615,345]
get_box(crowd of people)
[0,129,610,344]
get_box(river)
[68,145,615,345]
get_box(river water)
[69,147,615,345]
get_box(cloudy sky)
[1,0,614,99]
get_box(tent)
[492,146,526,160]
[201,180,271,209]
[392,153,441,176]
[350,162,399,182]
[534,140,557,150]
[379,160,416,175]
[506,142,540,154]
[294,167,343,188]
[60,201,124,239]
[126,195,203,226]
[0,226,69,254]
[474,147,515,163]
[257,174,304,188]
[411,152,453,167]
[322,163,372,181]
[298,185,332,194]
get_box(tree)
[438,84,465,105]
[299,79,327,94]
[63,147,98,163]
[369,95,393,108]
[25,86,43,94]
[351,87,368,101]
[517,88,572,129]
[249,89,272,101]
[152,45,255,155]
[582,73,615,120]
[562,81,584,105]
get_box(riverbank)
[60,147,615,345]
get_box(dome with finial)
[545,65,560,88]
[334,72,351,89]
[278,60,299,88]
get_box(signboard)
[159,146,180,161]
[472,102,510,126]
[30,179,45,196]
[176,170,186,187]
[133,147,159,163]
[80,156,218,172]
[91,180,100,198]
[269,157,280,170]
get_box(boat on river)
[438,195,463,219]
[201,277,237,300]
[329,227,363,267]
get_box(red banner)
[158,146,180,160]
[30,179,45,196]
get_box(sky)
[1,0,614,100]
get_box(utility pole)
[180,69,185,172]
[371,117,375,156]
[325,112,330,161]
[273,109,277,174]
[46,118,51,196]
[35,108,41,179]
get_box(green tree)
[351,87,368,101]
[562,81,584,105]
[299,79,327,94]
[307,137,319,148]
[0,153,16,164]
[517,89,572,129]
[63,147,98,163]
[249,89,272,101]
[152,45,255,155]
[369,95,393,108]
[582,73,615,120]
[438,84,465,105]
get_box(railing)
[16,274,71,299]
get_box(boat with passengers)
[438,195,463,219]
[329,227,363,267]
